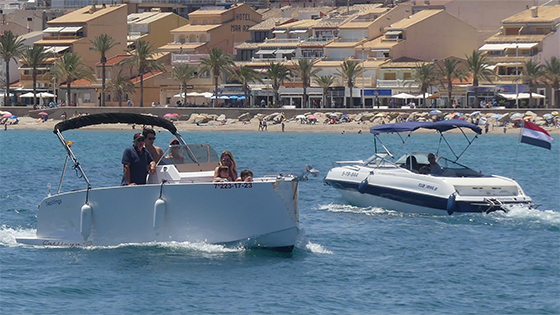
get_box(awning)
[289,29,307,34]
[275,49,295,55]
[60,26,83,33]
[44,46,70,54]
[372,48,390,52]
[385,30,403,36]
[43,26,65,33]
[513,42,538,49]
[480,42,538,51]
[479,43,510,51]
[272,30,286,34]
[255,49,276,55]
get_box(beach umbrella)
[490,114,502,119]
[163,113,179,119]
[38,112,49,116]
[429,109,442,115]
[552,111,558,116]
[8,115,18,119]
[2,113,11,118]
[219,95,230,99]
[341,114,349,118]
[392,92,416,99]
[308,115,320,120]
[510,113,524,121]
[19,92,35,98]
[295,114,306,119]
[201,92,213,98]
[38,92,55,97]
[543,113,553,120]
[237,96,246,100]
[0,111,12,116]
[469,111,481,117]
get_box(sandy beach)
[4,115,559,135]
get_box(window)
[83,93,91,103]
[384,73,396,80]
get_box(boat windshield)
[362,153,399,168]
[394,153,483,177]
[159,144,219,166]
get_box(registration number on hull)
[214,183,253,189]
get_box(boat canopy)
[370,120,482,135]
[54,113,178,135]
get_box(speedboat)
[16,113,300,251]
[324,120,533,215]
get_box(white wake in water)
[0,226,36,247]
[318,203,402,217]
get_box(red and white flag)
[521,120,553,150]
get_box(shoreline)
[4,116,560,134]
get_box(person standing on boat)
[143,128,163,163]
[121,133,156,186]
[427,153,443,175]
[214,151,238,182]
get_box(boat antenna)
[55,129,92,190]
[511,120,524,179]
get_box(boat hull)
[324,166,532,215]
[17,179,299,251]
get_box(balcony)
[376,79,418,89]
[172,53,209,64]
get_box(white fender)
[153,198,166,231]
[80,204,92,240]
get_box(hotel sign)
[231,13,252,32]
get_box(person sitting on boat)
[214,151,238,182]
[165,139,184,164]
[237,169,254,182]
[427,153,443,175]
[143,128,163,163]
[121,133,156,186]
[214,166,230,182]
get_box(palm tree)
[313,74,336,108]
[292,58,319,108]
[106,70,135,107]
[519,60,544,108]
[543,56,560,108]
[0,31,24,106]
[266,62,290,106]
[90,34,119,107]
[171,64,197,106]
[199,47,235,107]
[409,62,437,108]
[20,45,49,107]
[231,65,263,107]
[336,60,363,108]
[119,40,164,107]
[465,50,494,108]
[50,52,95,106]
[435,58,467,107]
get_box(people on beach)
[121,133,156,186]
[214,150,238,182]
[142,128,163,163]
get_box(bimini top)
[370,119,482,135]
[54,113,178,135]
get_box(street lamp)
[361,45,365,109]
[515,39,519,109]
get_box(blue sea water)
[1,128,559,315]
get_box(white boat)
[324,120,533,215]
[16,113,300,251]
